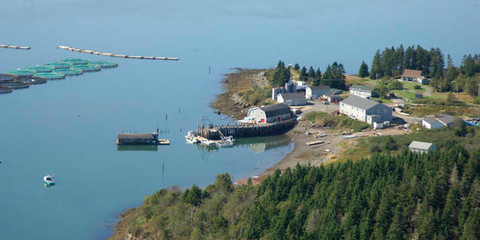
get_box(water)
[0,0,479,239]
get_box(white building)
[340,95,392,125]
[271,87,285,100]
[409,141,435,153]
[306,86,331,99]
[402,69,429,85]
[422,114,455,129]
[246,103,291,124]
[422,118,443,129]
[277,92,307,106]
[349,84,374,99]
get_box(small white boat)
[44,175,55,186]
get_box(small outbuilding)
[436,114,455,127]
[409,141,435,153]
[277,92,307,106]
[322,92,342,103]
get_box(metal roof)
[436,114,455,125]
[279,92,305,100]
[308,85,331,90]
[423,117,440,125]
[260,103,291,117]
[341,95,379,110]
[350,84,374,92]
[409,141,434,150]
[118,133,156,139]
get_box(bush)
[414,84,421,89]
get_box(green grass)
[303,111,371,132]
[403,82,425,92]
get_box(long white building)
[340,95,392,125]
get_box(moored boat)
[44,175,55,186]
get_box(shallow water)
[0,0,479,239]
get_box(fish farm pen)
[0,58,118,95]
[196,118,296,140]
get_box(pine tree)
[359,61,369,78]
[371,50,382,79]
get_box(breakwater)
[0,44,30,50]
[197,118,296,139]
[57,46,179,61]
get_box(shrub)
[414,84,421,89]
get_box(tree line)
[360,45,480,97]
[272,61,346,90]
[117,142,480,240]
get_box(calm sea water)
[0,0,479,239]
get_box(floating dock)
[0,44,30,50]
[116,131,170,145]
[57,46,179,61]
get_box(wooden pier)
[57,46,179,61]
[197,118,296,140]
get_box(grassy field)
[303,111,371,132]
[337,120,479,162]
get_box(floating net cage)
[44,62,74,69]
[0,82,30,89]
[25,66,55,73]
[72,64,101,72]
[53,68,83,76]
[0,85,13,94]
[5,69,36,78]
[33,72,66,80]
[17,78,47,85]
[0,73,14,83]
[89,60,118,68]
[62,58,89,65]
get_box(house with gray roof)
[409,141,435,153]
[306,85,331,99]
[277,92,307,106]
[246,103,292,124]
[350,84,374,99]
[340,95,392,125]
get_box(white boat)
[43,175,55,186]
[201,139,217,146]
[215,136,235,148]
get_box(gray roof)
[260,103,291,117]
[323,92,336,97]
[350,84,374,92]
[309,85,330,90]
[436,114,455,125]
[423,117,440,125]
[409,141,434,150]
[118,133,156,140]
[341,95,379,110]
[279,92,305,100]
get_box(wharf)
[197,118,296,140]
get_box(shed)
[322,92,342,103]
[277,92,307,106]
[409,141,435,153]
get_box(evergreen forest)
[116,143,480,240]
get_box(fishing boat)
[185,131,200,144]
[43,175,55,186]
